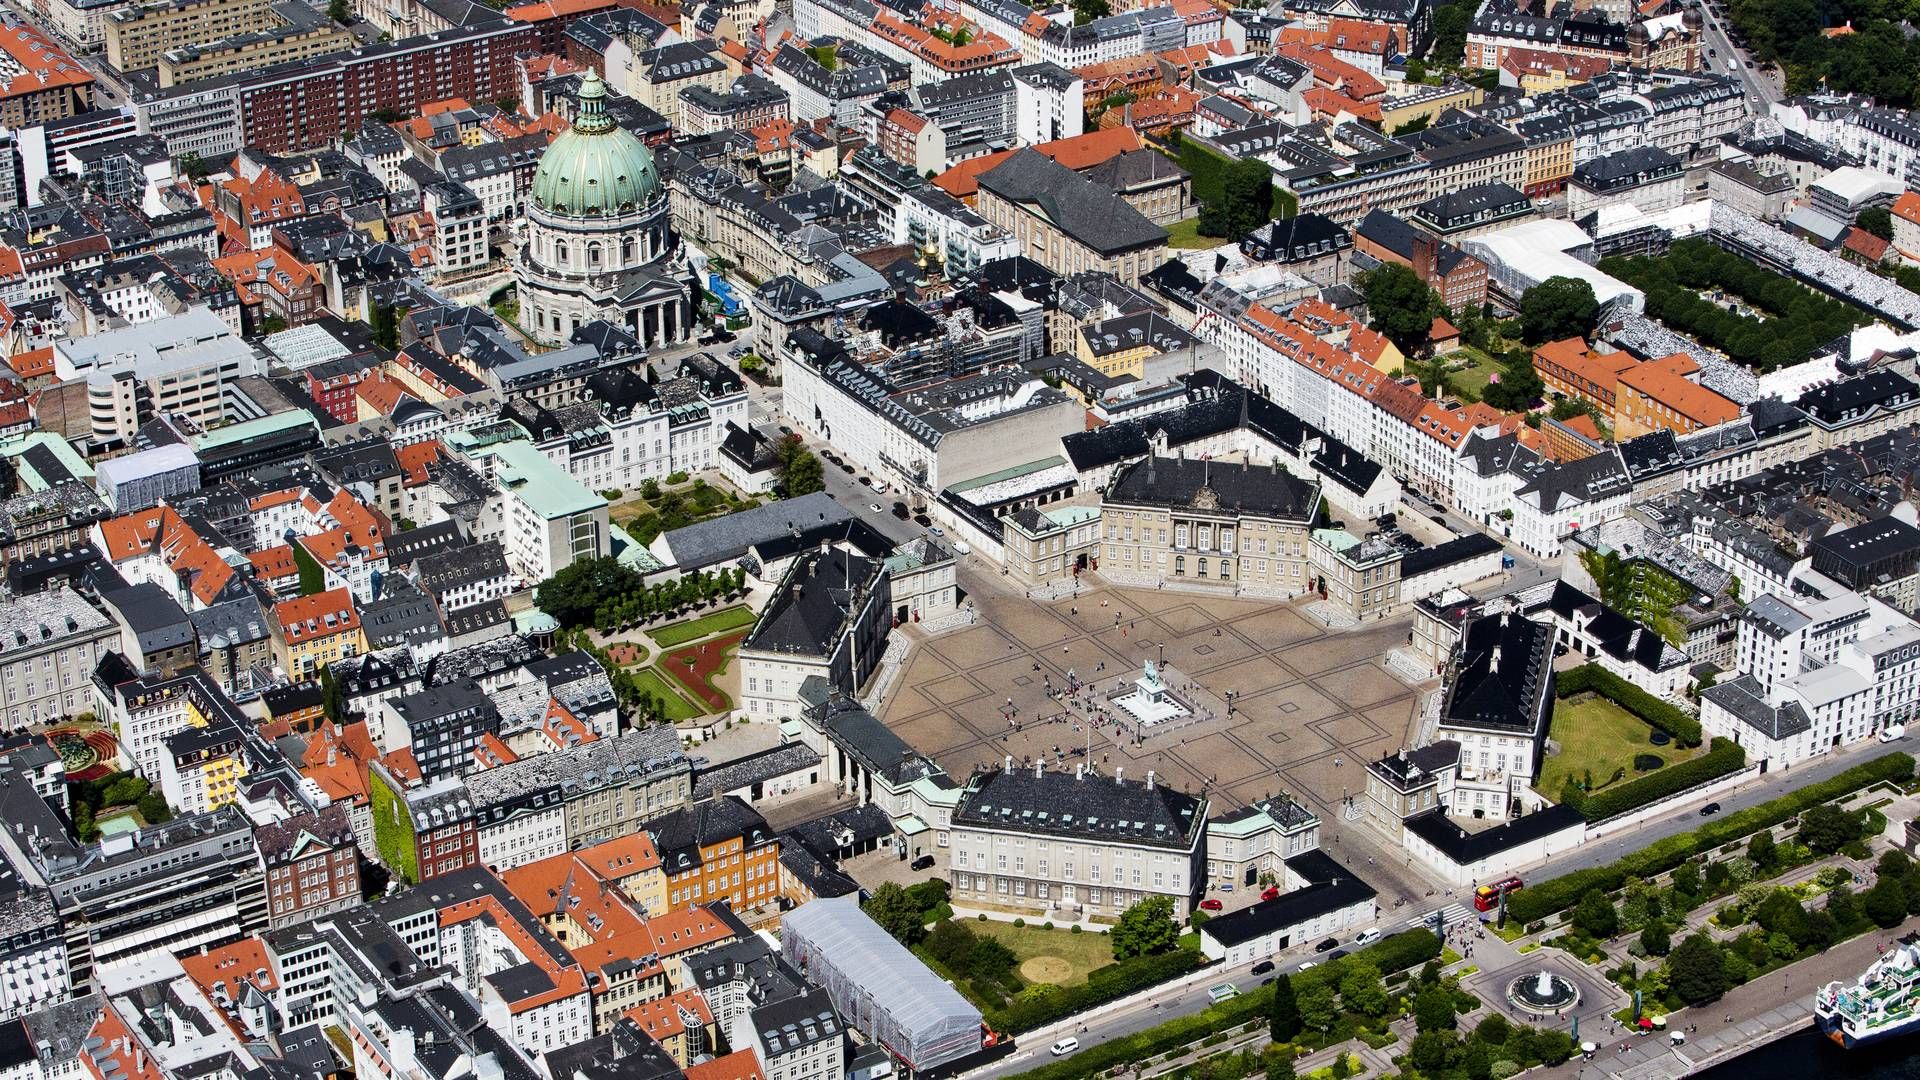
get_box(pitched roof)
[975,148,1168,255]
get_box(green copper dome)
[530,70,662,217]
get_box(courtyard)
[1534,694,1701,802]
[878,574,1427,819]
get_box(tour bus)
[1474,876,1524,911]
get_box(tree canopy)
[1518,276,1599,345]
[774,434,825,497]
[1112,896,1181,959]
[534,557,646,627]
[863,883,927,946]
[1668,933,1730,1005]
[1358,263,1443,354]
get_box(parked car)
[1315,937,1339,953]
[913,514,932,527]
[1050,1039,1080,1057]
[1200,899,1223,911]
[1880,724,1907,742]
[928,526,946,537]
[1261,886,1281,902]
[892,502,910,520]
[839,463,855,474]
[910,854,936,870]
[1353,928,1382,947]
[1700,802,1723,815]
[1297,960,1318,972]
[953,541,972,554]
[858,476,872,486]
[1329,949,1350,961]
[868,503,883,513]
[1250,961,1275,975]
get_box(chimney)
[1411,232,1437,284]
[1147,770,1156,790]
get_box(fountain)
[1506,970,1579,1015]
[1109,660,1192,727]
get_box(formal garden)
[607,475,760,545]
[1535,693,1703,806]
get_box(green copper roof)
[530,70,662,217]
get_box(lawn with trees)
[646,606,758,647]
[1536,694,1704,808]
[70,773,173,842]
[535,557,748,633]
[1722,0,1920,105]
[1600,238,1871,372]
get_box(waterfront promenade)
[1548,914,1920,1080]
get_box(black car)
[840,463,855,474]
[1315,938,1339,953]
[910,854,936,870]
[913,514,932,527]
[858,476,872,486]
[1700,802,1722,816]
[1250,961,1275,975]
[892,502,910,520]
[1329,949,1350,961]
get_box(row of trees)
[1601,238,1868,373]
[535,556,749,631]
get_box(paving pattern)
[881,574,1428,818]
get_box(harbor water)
[1695,1024,1920,1079]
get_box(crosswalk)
[1402,903,1476,931]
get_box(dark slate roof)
[693,742,822,801]
[1107,456,1318,520]
[101,583,193,653]
[648,796,775,875]
[1403,804,1585,864]
[1241,213,1350,263]
[1797,370,1918,424]
[1355,209,1477,277]
[975,149,1168,256]
[788,801,895,856]
[1439,612,1553,734]
[1368,741,1461,790]
[1537,581,1675,671]
[1517,450,1630,512]
[1701,674,1812,739]
[742,546,884,657]
[659,490,850,570]
[1401,533,1502,578]
[1199,849,1377,947]
[951,767,1204,851]
[1618,429,1683,480]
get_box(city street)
[1694,2,1784,110]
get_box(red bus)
[1474,877,1524,911]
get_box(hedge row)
[1505,752,1915,924]
[988,948,1203,1033]
[1007,931,1441,1080]
[1575,738,1746,822]
[1558,664,1702,747]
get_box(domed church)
[516,70,693,347]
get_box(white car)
[1881,724,1907,743]
[1296,960,1317,972]
[868,503,883,513]
[953,541,971,554]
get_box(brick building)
[255,802,361,927]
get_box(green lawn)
[647,606,757,647]
[1535,694,1702,799]
[1165,218,1228,250]
[971,921,1115,987]
[1439,346,1503,403]
[628,668,703,722]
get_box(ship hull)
[1818,1009,1920,1048]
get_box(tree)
[1859,206,1895,241]
[1572,888,1619,939]
[1296,979,1338,1032]
[179,151,211,183]
[1518,276,1599,344]
[1430,1,1470,64]
[1800,803,1863,854]
[1112,896,1180,959]
[1480,358,1544,412]
[1221,157,1282,237]
[1748,829,1778,870]
[328,0,351,22]
[1410,1030,1459,1074]
[774,434,825,498]
[1338,960,1389,1018]
[370,302,399,350]
[1864,876,1909,928]
[1270,973,1302,1042]
[1414,984,1457,1031]
[1070,0,1108,23]
[863,883,927,945]
[1668,933,1730,1005]
[1827,884,1863,932]
[1357,263,1442,354]
[1640,922,1672,957]
[968,937,1017,979]
[534,556,644,627]
[1266,1056,1296,1080]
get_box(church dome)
[530,70,661,217]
